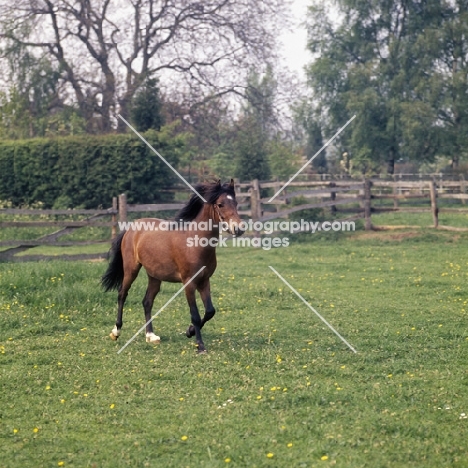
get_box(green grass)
[1,230,468,467]
[15,243,109,257]
[372,210,468,229]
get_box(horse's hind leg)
[186,279,215,338]
[110,264,141,340]
[184,282,206,353]
[142,275,161,344]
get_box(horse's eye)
[218,203,224,208]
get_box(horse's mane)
[176,181,235,222]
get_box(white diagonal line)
[268,115,356,202]
[117,114,207,202]
[117,266,206,354]
[268,266,357,353]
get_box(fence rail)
[2,176,468,262]
[0,195,183,262]
[242,177,468,233]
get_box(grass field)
[1,227,468,467]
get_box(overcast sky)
[280,0,311,80]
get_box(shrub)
[0,130,184,208]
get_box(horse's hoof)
[186,325,195,338]
[146,333,161,344]
[110,326,121,341]
[196,343,207,354]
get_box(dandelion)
[58,462,65,466]
[13,429,18,434]
[287,443,293,448]
[33,427,39,433]
[110,404,115,409]
[321,455,328,461]
[181,435,188,441]
[45,386,51,390]
[225,458,231,463]
[179,397,184,401]
[60,399,65,404]
[266,453,274,458]
[256,395,262,400]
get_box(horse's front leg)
[186,279,215,338]
[184,283,206,353]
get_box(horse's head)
[214,179,245,237]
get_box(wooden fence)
[0,194,183,262]
[235,177,468,233]
[1,177,468,262]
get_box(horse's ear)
[230,179,234,188]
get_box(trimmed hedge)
[0,130,184,208]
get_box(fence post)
[393,174,399,209]
[429,180,438,228]
[460,175,466,205]
[118,193,127,224]
[250,179,261,238]
[274,178,282,213]
[364,178,372,231]
[330,181,337,214]
[111,196,118,239]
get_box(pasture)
[1,226,468,467]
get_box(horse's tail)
[101,231,125,292]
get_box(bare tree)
[0,0,286,132]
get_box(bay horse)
[101,180,244,353]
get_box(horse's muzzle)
[226,220,244,237]
[233,226,245,237]
[231,222,245,237]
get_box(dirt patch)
[349,230,424,242]
[349,229,465,243]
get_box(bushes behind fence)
[0,129,184,208]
